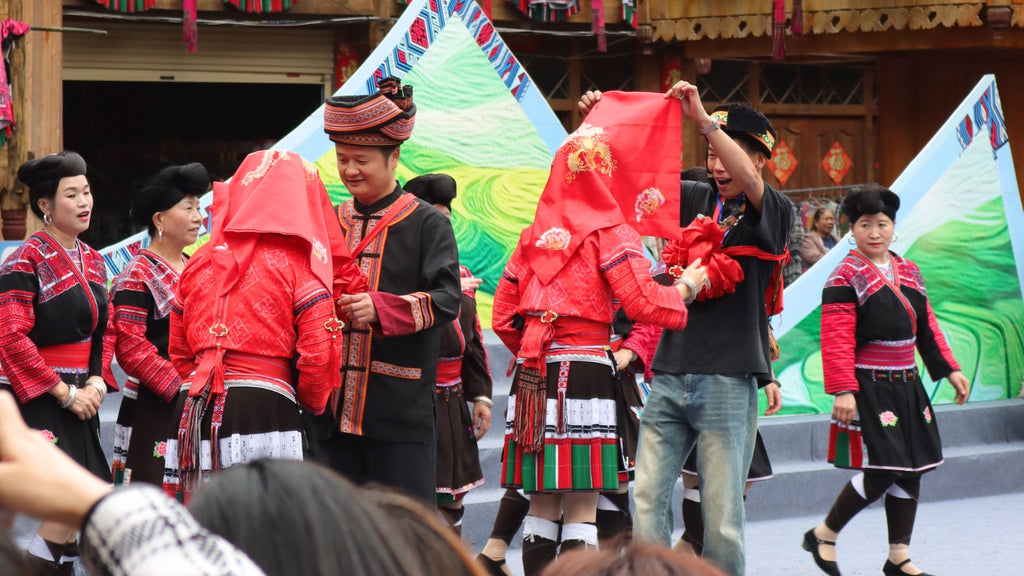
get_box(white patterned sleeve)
[81,486,266,576]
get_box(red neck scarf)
[522,91,682,284]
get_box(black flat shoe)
[883,558,933,576]
[802,529,841,576]
[475,553,511,576]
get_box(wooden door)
[764,116,875,194]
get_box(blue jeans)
[633,372,758,576]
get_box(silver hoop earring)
[847,236,856,245]
[43,213,53,225]
[892,231,899,243]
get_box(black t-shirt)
[652,181,793,377]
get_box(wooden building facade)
[2,1,1023,241]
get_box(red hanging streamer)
[592,0,606,52]
[183,0,198,53]
[771,0,786,60]
[792,0,804,37]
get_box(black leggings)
[825,471,921,545]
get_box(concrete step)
[98,350,1024,556]
[469,338,1024,552]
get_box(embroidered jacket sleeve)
[820,263,859,395]
[369,207,461,337]
[492,245,525,354]
[902,259,961,380]
[109,262,181,403]
[734,183,794,256]
[0,244,62,402]
[598,225,687,331]
[459,293,493,400]
[82,485,266,576]
[621,320,659,373]
[292,260,343,415]
[85,249,115,389]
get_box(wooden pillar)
[2,0,62,240]
[568,38,582,130]
[877,56,912,187]
[368,0,393,52]
[862,68,875,185]
[679,58,700,171]
[748,61,761,109]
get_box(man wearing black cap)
[302,77,462,504]
[581,84,794,576]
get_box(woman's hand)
[682,257,709,292]
[71,385,102,421]
[578,90,602,116]
[460,276,482,293]
[612,348,635,372]
[472,402,492,440]
[947,370,971,405]
[0,390,112,527]
[831,393,857,425]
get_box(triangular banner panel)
[773,75,1024,415]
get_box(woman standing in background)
[0,151,115,575]
[110,163,208,486]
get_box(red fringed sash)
[514,315,609,453]
[177,350,293,495]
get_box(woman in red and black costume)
[802,185,971,576]
[492,92,708,576]
[0,151,115,574]
[162,150,363,502]
[404,173,494,533]
[109,163,209,487]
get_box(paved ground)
[496,490,1024,575]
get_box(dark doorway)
[63,81,323,248]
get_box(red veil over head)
[522,91,683,284]
[208,149,366,299]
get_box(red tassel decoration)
[513,367,547,453]
[792,0,803,37]
[771,0,786,60]
[183,0,198,53]
[482,0,492,19]
[593,0,607,52]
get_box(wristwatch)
[700,119,721,135]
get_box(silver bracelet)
[473,396,494,407]
[59,384,78,409]
[88,379,107,402]
[677,276,699,305]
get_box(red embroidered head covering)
[522,91,683,284]
[323,76,416,146]
[208,150,361,297]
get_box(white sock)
[523,515,560,543]
[27,536,55,561]
[561,523,598,547]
